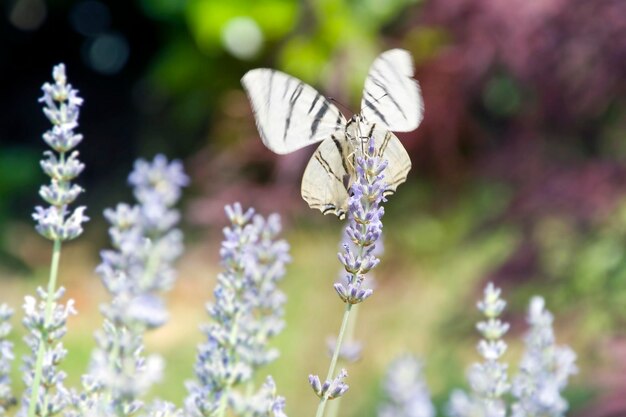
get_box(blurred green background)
[2,0,626,415]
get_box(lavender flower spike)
[186,203,290,417]
[0,304,15,416]
[334,137,387,305]
[33,63,88,242]
[72,155,188,417]
[378,355,435,417]
[23,64,85,417]
[448,283,510,417]
[312,137,389,417]
[511,297,577,417]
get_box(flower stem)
[216,391,228,417]
[27,238,62,417]
[325,304,359,417]
[315,303,353,417]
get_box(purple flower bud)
[309,375,323,396]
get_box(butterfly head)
[345,114,376,151]
[345,113,370,139]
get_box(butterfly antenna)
[329,97,353,115]
[361,93,388,111]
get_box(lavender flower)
[23,63,86,417]
[0,304,15,416]
[511,297,578,417]
[240,213,290,370]
[309,369,350,400]
[334,139,386,305]
[230,377,288,417]
[70,155,188,417]
[186,203,290,417]
[448,283,510,417]
[32,63,88,242]
[378,355,435,417]
[311,136,389,417]
[144,401,185,417]
[20,288,76,417]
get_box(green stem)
[343,305,359,350]
[315,303,353,417]
[322,149,376,417]
[216,391,229,417]
[325,304,360,417]
[27,238,62,417]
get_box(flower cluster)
[230,377,288,417]
[186,203,290,417]
[21,64,86,417]
[511,297,578,417]
[309,369,349,401]
[309,136,389,417]
[32,64,88,242]
[0,304,14,416]
[72,155,188,416]
[334,137,386,306]
[448,283,510,417]
[375,286,577,417]
[21,288,76,417]
[378,355,434,417]
[97,155,189,322]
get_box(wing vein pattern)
[361,49,423,132]
[242,69,347,154]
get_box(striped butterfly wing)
[360,49,424,132]
[241,69,347,154]
[371,125,412,195]
[301,124,412,218]
[301,134,353,218]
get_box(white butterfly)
[241,49,424,218]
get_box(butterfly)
[241,49,423,218]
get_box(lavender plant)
[378,355,434,417]
[511,297,578,417]
[186,203,290,417]
[377,286,577,417]
[309,136,387,417]
[22,63,88,417]
[70,155,188,417]
[0,304,15,416]
[448,283,510,417]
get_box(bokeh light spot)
[9,0,46,31]
[221,17,264,60]
[70,0,111,36]
[84,32,129,75]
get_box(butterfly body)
[241,49,423,218]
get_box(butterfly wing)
[241,69,347,154]
[371,125,412,195]
[360,49,423,132]
[300,126,412,218]
[301,134,353,218]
